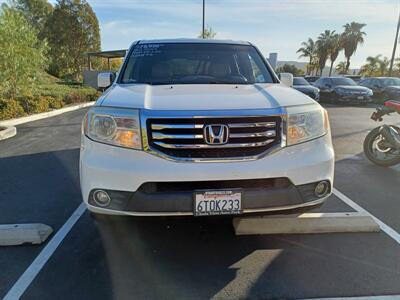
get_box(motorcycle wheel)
[363,126,400,167]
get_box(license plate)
[357,96,364,100]
[194,190,242,216]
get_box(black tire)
[363,126,400,167]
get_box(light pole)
[389,10,400,76]
[202,0,205,39]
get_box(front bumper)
[336,94,372,103]
[80,133,334,216]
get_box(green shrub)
[47,97,64,109]
[0,70,100,120]
[17,95,66,114]
[0,99,26,120]
[18,95,48,114]
[62,89,100,105]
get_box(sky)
[4,0,400,68]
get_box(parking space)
[1,104,400,299]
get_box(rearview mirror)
[98,72,116,89]
[279,73,293,87]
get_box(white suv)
[80,39,334,217]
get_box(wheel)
[363,126,400,167]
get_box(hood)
[293,85,319,93]
[334,85,370,92]
[385,86,400,91]
[100,83,316,110]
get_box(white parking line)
[333,188,400,245]
[3,203,86,300]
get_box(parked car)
[293,77,320,101]
[314,76,373,104]
[80,39,334,218]
[359,77,400,103]
[304,76,320,84]
[344,75,362,83]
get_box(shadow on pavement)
[24,208,400,300]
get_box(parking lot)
[1,104,400,299]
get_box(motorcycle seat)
[384,100,400,110]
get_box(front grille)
[138,178,290,193]
[146,116,282,159]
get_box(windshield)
[330,77,357,86]
[120,43,275,85]
[293,77,310,85]
[381,78,400,86]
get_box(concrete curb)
[233,212,380,235]
[0,126,17,141]
[0,101,95,127]
[0,224,53,246]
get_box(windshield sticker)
[132,44,164,57]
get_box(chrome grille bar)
[229,130,276,138]
[152,132,203,140]
[153,139,274,149]
[151,124,203,130]
[228,122,276,128]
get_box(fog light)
[93,190,111,207]
[314,181,329,198]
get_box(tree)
[335,61,348,75]
[359,55,381,76]
[297,38,316,75]
[342,22,366,71]
[15,0,53,38]
[316,30,336,76]
[0,4,47,99]
[44,0,100,80]
[359,55,389,76]
[198,25,216,39]
[328,34,342,76]
[378,56,389,76]
[276,64,304,76]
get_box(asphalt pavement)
[0,104,399,300]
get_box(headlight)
[84,107,142,149]
[286,105,329,146]
[366,89,373,96]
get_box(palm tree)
[316,30,335,76]
[297,38,316,75]
[328,34,343,76]
[342,22,367,71]
[359,55,388,76]
[378,56,389,75]
[198,26,216,39]
[336,61,347,74]
[363,55,381,76]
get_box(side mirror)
[279,73,293,87]
[98,72,116,89]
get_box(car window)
[121,43,275,85]
[330,77,357,86]
[381,78,400,86]
[371,79,380,87]
[360,79,370,86]
[314,78,323,86]
[293,77,309,85]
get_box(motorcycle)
[363,100,400,167]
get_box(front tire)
[363,126,400,167]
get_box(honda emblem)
[204,124,229,145]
